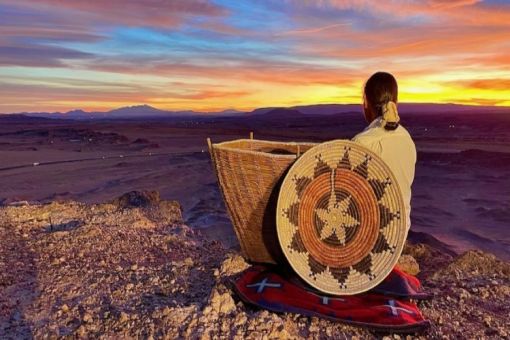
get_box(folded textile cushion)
[288,265,430,300]
[233,265,430,333]
[372,266,430,299]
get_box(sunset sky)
[1,0,510,113]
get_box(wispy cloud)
[275,22,352,36]
[0,44,93,67]
[8,0,227,28]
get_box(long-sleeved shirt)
[352,117,416,231]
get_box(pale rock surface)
[1,193,509,339]
[398,254,420,275]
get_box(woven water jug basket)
[208,135,317,264]
[277,140,408,295]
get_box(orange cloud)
[446,98,507,106]
[89,58,360,86]
[447,78,510,90]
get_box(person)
[352,72,416,232]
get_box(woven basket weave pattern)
[277,140,407,295]
[210,139,317,263]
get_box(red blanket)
[233,265,430,333]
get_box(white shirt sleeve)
[352,134,383,156]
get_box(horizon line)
[2,101,510,115]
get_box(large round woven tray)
[276,140,407,295]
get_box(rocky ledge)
[0,192,509,339]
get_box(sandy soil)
[1,192,509,339]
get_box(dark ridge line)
[0,151,206,172]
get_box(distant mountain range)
[8,104,244,120]
[250,103,510,116]
[3,103,509,120]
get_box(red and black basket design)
[277,140,408,295]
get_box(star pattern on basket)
[315,182,360,246]
[281,143,405,292]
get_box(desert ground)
[1,110,509,338]
[1,110,509,260]
[1,192,509,338]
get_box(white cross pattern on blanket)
[385,299,415,316]
[246,278,282,293]
[321,296,346,305]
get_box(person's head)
[363,72,400,130]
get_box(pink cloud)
[295,0,483,15]
[9,0,227,28]
[0,26,104,43]
[0,81,250,104]
[89,57,360,86]
[275,22,352,36]
[0,0,230,68]
[287,0,510,29]
[286,21,510,66]
[427,0,482,9]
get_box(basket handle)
[297,145,301,157]
[249,131,254,139]
[206,137,213,153]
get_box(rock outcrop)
[1,193,509,339]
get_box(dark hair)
[364,72,399,130]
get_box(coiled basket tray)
[208,135,317,264]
